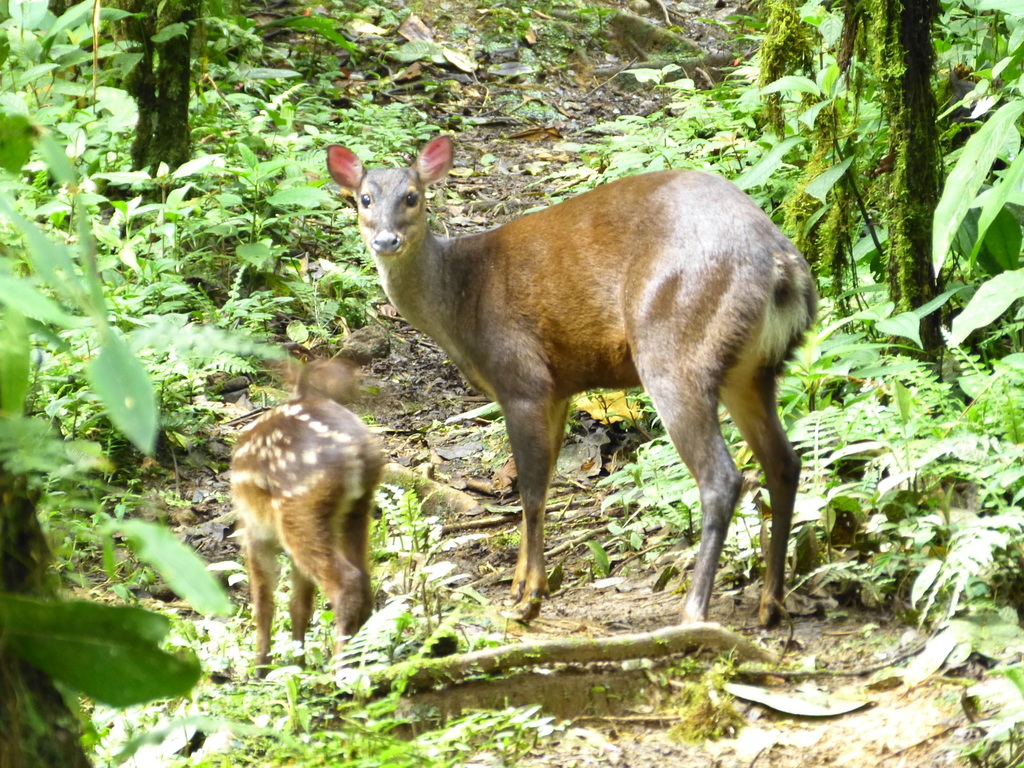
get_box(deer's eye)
[359,194,371,208]
[404,192,419,207]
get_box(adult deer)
[326,136,816,626]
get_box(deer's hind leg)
[636,346,743,623]
[721,364,800,627]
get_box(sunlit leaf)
[904,627,962,687]
[273,15,358,52]
[585,541,611,578]
[950,269,1024,345]
[390,40,444,64]
[267,186,333,208]
[575,391,641,424]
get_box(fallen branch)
[369,623,778,694]
[441,512,519,534]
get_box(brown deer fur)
[326,137,816,627]
[231,359,382,674]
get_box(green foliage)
[115,519,234,617]
[0,594,201,707]
[3,0,1024,762]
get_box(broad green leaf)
[950,269,1024,345]
[237,241,272,266]
[10,0,49,29]
[46,1,132,44]
[760,75,821,96]
[724,683,869,717]
[0,274,78,326]
[734,136,803,190]
[893,379,912,425]
[972,0,1024,13]
[626,65,679,84]
[911,558,942,607]
[972,149,1024,264]
[933,101,1024,275]
[390,40,445,64]
[151,22,188,44]
[0,306,30,415]
[86,331,158,454]
[585,541,610,578]
[242,67,301,80]
[267,186,333,208]
[804,156,854,202]
[0,595,201,707]
[171,154,222,179]
[0,114,34,174]
[272,15,358,52]
[93,170,153,185]
[975,206,1023,275]
[236,143,257,170]
[0,192,83,300]
[286,319,310,344]
[876,311,922,347]
[36,130,77,185]
[116,520,234,617]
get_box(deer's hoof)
[502,594,543,623]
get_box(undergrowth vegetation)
[1,0,1024,765]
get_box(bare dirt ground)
[174,1,986,765]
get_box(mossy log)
[369,622,778,695]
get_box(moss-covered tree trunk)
[869,0,943,354]
[117,0,202,172]
[0,473,91,768]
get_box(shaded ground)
[175,1,984,765]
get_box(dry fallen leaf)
[394,61,425,82]
[575,390,642,424]
[509,126,563,141]
[398,14,433,42]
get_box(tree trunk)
[0,472,91,768]
[117,0,203,172]
[869,0,943,355]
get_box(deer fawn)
[232,358,382,674]
[326,136,816,627]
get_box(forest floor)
[175,0,985,765]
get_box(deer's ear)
[326,145,364,191]
[416,136,453,185]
